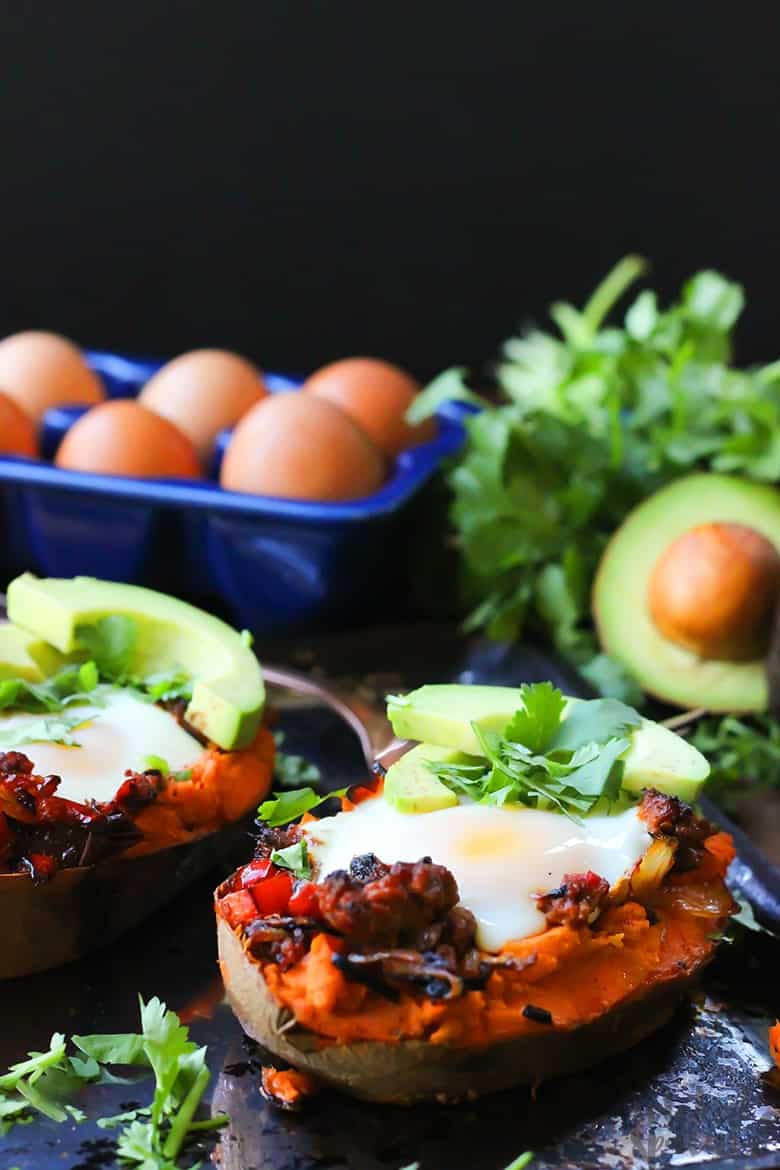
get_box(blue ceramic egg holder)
[0,351,465,634]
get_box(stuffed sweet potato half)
[0,573,272,978]
[217,683,736,1104]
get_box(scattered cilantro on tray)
[0,997,227,1168]
[272,730,321,788]
[412,256,780,700]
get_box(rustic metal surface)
[1,625,779,1169]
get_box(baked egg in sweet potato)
[0,574,272,978]
[216,684,736,1103]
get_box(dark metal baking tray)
[1,626,779,1170]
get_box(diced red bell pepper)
[238,858,273,888]
[220,889,258,928]
[251,871,294,916]
[24,853,58,885]
[288,880,319,918]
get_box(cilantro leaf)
[76,616,138,680]
[503,682,565,753]
[563,736,630,800]
[258,785,347,827]
[72,1032,148,1066]
[273,731,321,788]
[692,712,780,812]
[504,1154,535,1170]
[428,690,637,819]
[271,840,312,878]
[550,698,641,752]
[143,671,193,703]
[0,714,85,749]
[2,998,227,1164]
[0,661,101,715]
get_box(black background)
[2,2,779,380]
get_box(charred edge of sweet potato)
[217,915,699,1104]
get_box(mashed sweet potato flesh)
[235,831,735,1050]
[128,726,275,855]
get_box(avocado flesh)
[0,622,64,682]
[387,684,710,803]
[384,744,471,814]
[6,574,264,749]
[620,718,709,801]
[593,473,780,712]
[388,685,524,756]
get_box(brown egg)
[55,400,202,479]
[0,391,37,457]
[220,393,385,500]
[303,357,436,457]
[0,331,104,423]
[139,349,268,461]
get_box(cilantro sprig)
[428,683,641,820]
[0,659,100,716]
[692,712,780,812]
[271,839,312,878]
[0,617,194,742]
[272,731,321,789]
[258,785,347,827]
[0,997,227,1168]
[411,258,780,701]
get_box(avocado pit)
[648,522,780,661]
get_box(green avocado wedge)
[0,622,64,681]
[6,574,264,749]
[593,473,780,712]
[387,685,524,756]
[387,683,709,803]
[384,744,467,814]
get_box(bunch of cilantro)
[410,255,780,702]
[691,713,780,812]
[0,997,226,1168]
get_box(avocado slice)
[384,744,470,814]
[593,473,780,711]
[0,622,64,681]
[387,684,710,802]
[388,685,523,756]
[6,574,264,749]
[620,718,709,801]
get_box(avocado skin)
[6,573,264,749]
[593,473,780,712]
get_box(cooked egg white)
[0,688,203,802]
[305,798,651,952]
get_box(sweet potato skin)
[1,822,253,979]
[217,916,691,1103]
[1,726,274,979]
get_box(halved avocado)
[593,474,780,712]
[6,574,264,748]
